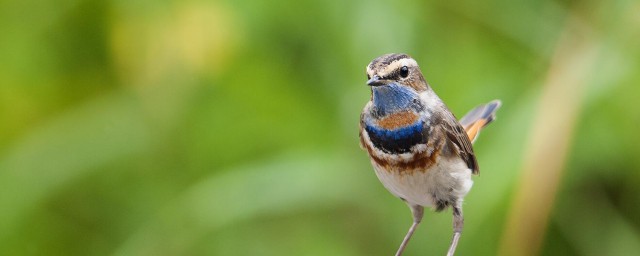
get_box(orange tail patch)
[464,119,488,143]
[459,100,501,144]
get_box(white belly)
[372,156,473,207]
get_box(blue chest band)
[365,120,425,154]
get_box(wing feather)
[440,111,479,174]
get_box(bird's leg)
[395,205,424,256]
[446,204,464,256]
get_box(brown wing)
[440,111,479,174]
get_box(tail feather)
[459,100,502,144]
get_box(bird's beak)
[367,75,387,86]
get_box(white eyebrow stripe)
[379,58,418,77]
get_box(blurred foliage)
[1,0,639,255]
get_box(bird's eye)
[400,66,409,78]
[367,74,371,80]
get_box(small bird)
[359,53,501,256]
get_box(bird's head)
[365,53,428,92]
[365,54,429,116]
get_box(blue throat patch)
[371,83,420,116]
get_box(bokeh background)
[1,0,639,255]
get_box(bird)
[359,53,501,256]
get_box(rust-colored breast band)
[376,111,419,130]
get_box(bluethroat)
[359,53,501,256]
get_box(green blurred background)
[1,0,639,255]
